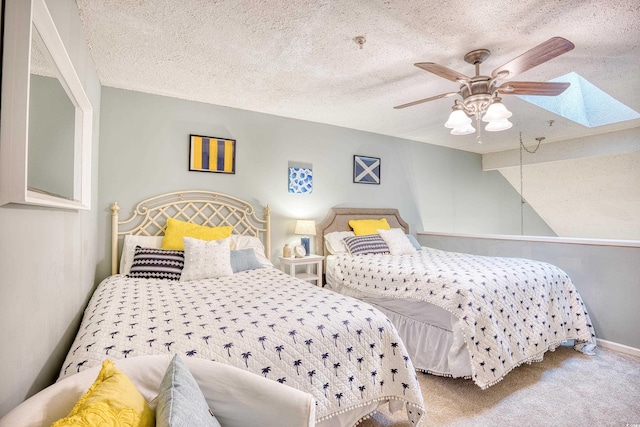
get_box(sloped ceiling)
[499,151,640,240]
[74,0,640,239]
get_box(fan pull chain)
[476,115,482,144]
[519,133,543,234]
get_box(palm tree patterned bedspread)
[58,268,425,425]
[332,247,596,389]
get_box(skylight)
[516,72,640,127]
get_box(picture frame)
[189,134,236,174]
[288,161,313,194]
[353,155,380,184]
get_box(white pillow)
[228,235,273,267]
[324,231,355,255]
[180,237,233,282]
[120,235,164,274]
[378,228,417,255]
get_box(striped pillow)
[128,246,184,281]
[343,235,390,255]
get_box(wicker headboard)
[110,190,270,274]
[315,207,409,256]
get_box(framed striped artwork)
[189,135,236,174]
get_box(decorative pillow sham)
[52,360,154,427]
[406,234,422,251]
[119,235,164,275]
[128,246,185,281]
[162,218,233,250]
[378,228,418,255]
[156,355,221,427]
[324,231,355,254]
[343,234,390,255]
[348,218,391,236]
[228,235,272,266]
[230,249,263,273]
[180,237,233,282]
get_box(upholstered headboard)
[315,207,409,257]
[110,190,270,274]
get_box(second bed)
[318,207,597,389]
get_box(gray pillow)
[406,234,422,250]
[230,249,263,273]
[156,355,221,427]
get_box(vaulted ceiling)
[75,0,640,239]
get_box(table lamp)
[294,219,316,256]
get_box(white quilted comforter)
[59,268,425,425]
[332,247,596,389]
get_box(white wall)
[0,0,101,417]
[96,87,554,281]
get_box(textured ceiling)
[499,151,640,240]
[75,0,640,154]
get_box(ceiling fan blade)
[415,62,470,83]
[498,81,571,96]
[394,92,458,109]
[491,37,575,79]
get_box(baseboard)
[596,338,640,358]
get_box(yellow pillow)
[52,360,154,427]
[162,217,233,250]
[349,218,391,236]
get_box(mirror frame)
[0,0,92,210]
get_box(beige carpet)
[359,346,640,427]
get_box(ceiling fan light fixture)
[444,109,471,129]
[485,118,513,132]
[482,98,512,122]
[450,124,476,135]
[395,37,575,142]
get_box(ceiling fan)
[395,37,575,142]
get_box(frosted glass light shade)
[450,124,476,135]
[485,118,513,132]
[482,101,512,122]
[294,220,316,236]
[445,109,472,128]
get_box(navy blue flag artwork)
[353,155,380,184]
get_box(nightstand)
[279,254,325,287]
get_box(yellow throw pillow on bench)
[162,217,233,250]
[52,360,154,427]
[348,218,391,236]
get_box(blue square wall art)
[353,155,380,184]
[288,166,313,194]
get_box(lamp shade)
[444,109,472,129]
[482,100,512,122]
[485,118,513,132]
[294,220,316,236]
[450,124,476,135]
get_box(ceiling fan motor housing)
[460,77,495,116]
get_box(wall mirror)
[0,0,92,210]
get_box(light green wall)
[0,0,101,418]
[96,87,553,280]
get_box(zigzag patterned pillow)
[128,246,184,281]
[343,235,390,255]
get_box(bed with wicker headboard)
[318,206,597,390]
[110,190,271,274]
[58,191,425,427]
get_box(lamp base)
[301,237,310,256]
